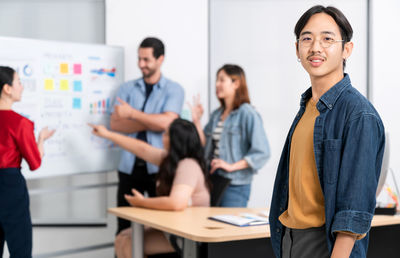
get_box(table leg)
[183,238,198,258]
[131,222,144,258]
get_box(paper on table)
[208,213,269,227]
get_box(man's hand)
[124,188,145,207]
[114,97,138,119]
[331,232,356,258]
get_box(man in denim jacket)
[269,6,385,258]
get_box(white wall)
[210,0,368,207]
[106,0,209,120]
[371,0,400,192]
[0,0,105,43]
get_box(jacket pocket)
[322,139,342,184]
[227,125,242,161]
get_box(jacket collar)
[214,104,244,121]
[300,73,351,110]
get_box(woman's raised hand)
[188,94,204,123]
[38,127,55,142]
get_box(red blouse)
[0,110,41,170]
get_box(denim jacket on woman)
[204,103,270,185]
[269,74,385,258]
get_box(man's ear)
[157,55,165,64]
[343,41,353,60]
[295,41,300,60]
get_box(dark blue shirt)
[269,74,385,258]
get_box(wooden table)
[109,207,270,258]
[108,207,400,258]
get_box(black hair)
[0,66,15,97]
[139,37,165,59]
[294,5,353,69]
[156,118,211,196]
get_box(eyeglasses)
[297,36,344,48]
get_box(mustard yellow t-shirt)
[279,98,325,229]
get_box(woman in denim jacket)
[191,64,270,207]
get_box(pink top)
[173,158,210,207]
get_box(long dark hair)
[157,118,210,196]
[217,64,250,110]
[0,66,15,97]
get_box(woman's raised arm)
[88,124,166,166]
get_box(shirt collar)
[300,73,351,110]
[135,74,166,89]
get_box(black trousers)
[117,162,156,234]
[0,168,32,258]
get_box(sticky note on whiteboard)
[73,64,82,74]
[60,79,69,91]
[73,98,81,109]
[60,63,69,74]
[44,79,54,91]
[73,80,82,92]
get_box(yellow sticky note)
[60,79,69,91]
[44,79,54,91]
[60,63,69,74]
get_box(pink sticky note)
[73,64,82,74]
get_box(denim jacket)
[204,103,270,185]
[269,74,385,258]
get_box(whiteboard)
[0,36,124,178]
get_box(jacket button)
[280,207,283,211]
[277,229,280,233]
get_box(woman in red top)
[0,66,54,258]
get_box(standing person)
[191,64,270,207]
[269,6,385,258]
[89,118,210,257]
[111,37,184,234]
[0,66,55,257]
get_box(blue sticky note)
[73,98,81,109]
[73,80,82,92]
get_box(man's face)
[137,47,163,78]
[296,13,352,80]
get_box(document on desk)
[208,213,269,227]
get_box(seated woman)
[89,118,210,258]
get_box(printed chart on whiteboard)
[0,37,124,178]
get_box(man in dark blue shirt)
[269,5,385,258]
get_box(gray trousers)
[282,226,330,258]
